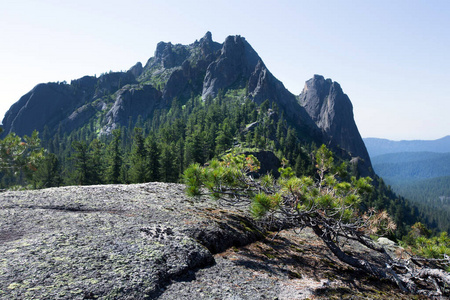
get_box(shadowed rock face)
[299,75,372,175]
[2,83,81,137]
[1,72,137,137]
[102,84,162,134]
[202,35,260,99]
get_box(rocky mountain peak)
[127,62,143,78]
[202,35,260,99]
[196,32,221,59]
[152,41,189,69]
[1,33,372,176]
[155,41,171,59]
[299,74,372,175]
[200,31,213,44]
[221,35,259,69]
[301,75,346,122]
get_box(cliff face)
[299,75,372,175]
[1,33,370,173]
[102,84,162,134]
[2,71,137,137]
[202,35,259,99]
[2,83,81,137]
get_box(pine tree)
[106,129,123,184]
[0,129,44,184]
[160,142,179,182]
[89,139,105,184]
[33,153,62,189]
[71,141,92,185]
[184,126,205,166]
[215,121,233,155]
[146,134,161,182]
[130,128,149,183]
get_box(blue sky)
[1,0,449,140]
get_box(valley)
[365,137,450,232]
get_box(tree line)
[0,89,425,236]
[1,90,312,188]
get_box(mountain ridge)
[371,151,450,184]
[364,135,450,157]
[366,138,450,233]
[1,32,371,174]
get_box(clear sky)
[1,0,449,140]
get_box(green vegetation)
[394,176,450,233]
[34,91,314,186]
[372,152,450,184]
[371,151,450,233]
[183,148,450,297]
[402,222,450,272]
[0,90,423,237]
[0,128,45,187]
[183,145,393,236]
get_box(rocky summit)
[1,183,412,299]
[299,75,372,176]
[1,32,371,175]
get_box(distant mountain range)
[365,136,450,232]
[363,136,450,157]
[370,151,450,185]
[364,136,450,184]
[365,136,450,185]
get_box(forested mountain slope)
[371,151,450,184]
[2,32,371,175]
[0,32,420,236]
[366,138,450,233]
[393,176,450,232]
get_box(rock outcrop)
[0,183,410,299]
[299,75,372,175]
[102,84,162,134]
[1,71,137,138]
[0,183,264,299]
[127,62,143,78]
[1,33,371,174]
[202,35,259,99]
[2,83,82,137]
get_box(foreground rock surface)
[1,183,415,299]
[0,183,262,299]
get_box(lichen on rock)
[0,183,259,299]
